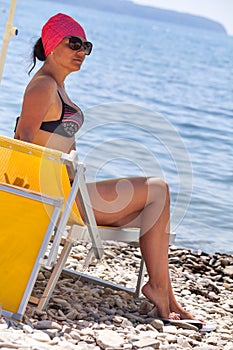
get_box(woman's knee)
[146,177,170,205]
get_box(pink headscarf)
[42,13,87,57]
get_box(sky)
[132,0,233,35]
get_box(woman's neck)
[39,61,68,87]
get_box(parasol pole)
[0,0,18,82]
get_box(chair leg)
[37,238,74,310]
[78,173,104,260]
[134,258,146,298]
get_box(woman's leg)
[77,176,194,319]
[138,179,174,319]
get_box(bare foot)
[167,281,203,322]
[168,312,181,320]
[169,301,203,321]
[142,282,180,320]
[172,307,196,320]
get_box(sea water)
[0,0,232,254]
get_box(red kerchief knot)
[42,13,87,57]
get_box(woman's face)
[52,36,87,71]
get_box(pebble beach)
[0,243,232,350]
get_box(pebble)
[133,337,160,348]
[0,244,232,350]
[95,329,125,349]
[163,326,178,334]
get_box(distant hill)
[47,0,227,34]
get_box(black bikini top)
[40,91,84,137]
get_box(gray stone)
[221,333,233,341]
[33,320,62,330]
[29,330,51,342]
[139,300,153,315]
[162,325,178,334]
[69,329,81,341]
[66,309,78,320]
[22,324,34,334]
[224,265,233,276]
[132,337,160,349]
[95,329,125,349]
[165,333,178,344]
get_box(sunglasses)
[66,36,93,55]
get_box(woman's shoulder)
[25,74,57,98]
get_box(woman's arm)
[66,139,77,182]
[15,76,58,142]
[69,139,76,152]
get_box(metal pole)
[0,0,18,82]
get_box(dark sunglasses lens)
[68,37,93,55]
[83,41,93,55]
[69,37,82,50]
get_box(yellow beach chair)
[0,135,175,318]
[0,182,62,320]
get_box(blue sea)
[0,0,232,254]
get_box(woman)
[14,13,197,322]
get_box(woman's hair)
[28,37,46,75]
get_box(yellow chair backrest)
[0,135,84,225]
[0,183,59,314]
